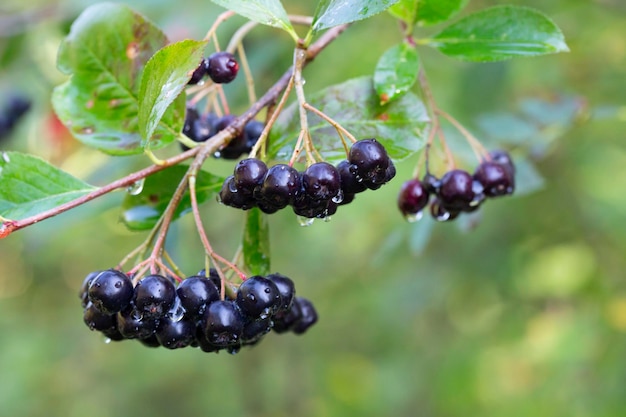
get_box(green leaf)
[388,0,419,27]
[209,0,297,41]
[243,208,271,276]
[0,152,96,220]
[311,0,401,35]
[374,42,420,105]
[52,3,184,155]
[268,76,429,164]
[120,165,224,231]
[138,39,207,144]
[427,5,569,62]
[390,0,467,28]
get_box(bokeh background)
[1,0,625,416]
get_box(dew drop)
[297,216,315,227]
[126,179,145,195]
[2,152,10,163]
[435,211,451,222]
[405,211,423,223]
[131,309,143,321]
[214,151,222,158]
[228,181,238,193]
[114,281,122,288]
[332,189,344,204]
[248,294,256,301]
[104,337,112,344]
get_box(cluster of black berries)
[188,51,239,85]
[219,138,396,219]
[0,95,31,142]
[398,150,515,222]
[181,107,264,159]
[80,269,317,353]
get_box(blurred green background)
[1,0,626,416]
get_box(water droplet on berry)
[131,309,143,321]
[214,151,222,158]
[104,337,112,344]
[126,179,145,195]
[332,189,344,204]
[435,211,451,222]
[405,211,423,223]
[228,181,238,193]
[297,216,315,227]
[167,298,186,322]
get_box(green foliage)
[427,5,569,62]
[269,77,429,163]
[209,0,298,41]
[374,42,420,105]
[138,39,208,143]
[121,166,224,231]
[243,208,271,276]
[389,0,468,29]
[309,0,401,39]
[51,3,182,155]
[0,152,96,220]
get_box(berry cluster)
[181,107,264,159]
[0,95,31,141]
[80,269,317,353]
[219,138,396,219]
[188,51,239,85]
[398,150,515,222]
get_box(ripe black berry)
[302,162,342,202]
[155,317,196,349]
[489,149,515,177]
[83,302,117,332]
[337,160,367,194]
[438,169,476,211]
[80,271,102,308]
[133,274,177,319]
[117,307,159,339]
[87,269,134,314]
[207,51,239,84]
[258,164,301,209]
[430,198,460,222]
[236,275,281,318]
[398,179,430,219]
[176,276,220,319]
[266,273,295,312]
[188,58,209,85]
[243,120,265,151]
[202,300,245,347]
[219,175,256,210]
[474,161,514,197]
[234,158,268,196]
[291,297,318,335]
[349,139,390,185]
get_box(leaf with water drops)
[374,42,420,105]
[120,165,225,231]
[426,5,569,62]
[52,3,183,155]
[209,0,298,41]
[138,39,207,146]
[243,208,271,276]
[268,76,429,164]
[310,0,401,38]
[0,151,97,220]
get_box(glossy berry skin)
[273,298,302,333]
[430,198,460,222]
[207,51,239,84]
[266,273,295,312]
[243,120,264,151]
[133,275,177,319]
[302,162,342,201]
[475,161,514,197]
[176,276,220,319]
[202,300,245,347]
[83,302,117,332]
[116,307,158,339]
[155,317,196,349]
[291,297,318,335]
[349,139,390,185]
[336,160,367,194]
[188,58,209,85]
[397,179,430,217]
[234,158,268,196]
[258,164,301,209]
[438,169,476,211]
[80,271,102,308]
[489,149,515,177]
[219,176,256,210]
[242,316,272,345]
[87,269,134,314]
[236,275,281,318]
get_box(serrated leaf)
[138,39,207,142]
[120,165,224,231]
[268,76,429,164]
[243,208,270,276]
[209,0,297,41]
[311,0,401,35]
[427,5,569,62]
[52,3,184,155]
[374,42,420,105]
[0,152,96,220]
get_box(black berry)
[291,297,318,335]
[155,317,196,349]
[474,161,514,197]
[438,169,476,211]
[133,274,177,319]
[188,58,209,85]
[348,139,390,186]
[207,51,239,84]
[87,269,134,314]
[202,300,245,347]
[236,275,281,318]
[397,179,430,219]
[266,273,295,312]
[258,164,301,209]
[302,162,342,202]
[233,158,268,196]
[176,276,220,319]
